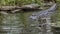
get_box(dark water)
[0,11,41,34]
[0,11,57,34]
[0,13,22,34]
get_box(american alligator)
[29,3,57,34]
[29,3,57,20]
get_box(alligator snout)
[29,14,38,21]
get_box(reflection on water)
[0,11,41,34]
[0,13,22,34]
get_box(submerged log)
[0,6,21,11]
[0,4,40,11]
[21,4,40,9]
[0,4,41,11]
[0,4,42,13]
[21,3,42,11]
[0,6,21,13]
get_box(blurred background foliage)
[0,0,43,6]
[0,0,60,28]
[0,0,60,34]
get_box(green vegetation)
[0,0,60,34]
[0,0,43,6]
